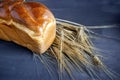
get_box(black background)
[0,0,120,80]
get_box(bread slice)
[0,1,56,54]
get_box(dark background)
[0,0,120,80]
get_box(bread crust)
[0,0,56,54]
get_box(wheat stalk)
[35,20,119,80]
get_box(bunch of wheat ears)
[33,19,120,80]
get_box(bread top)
[0,0,56,34]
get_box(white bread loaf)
[0,0,56,54]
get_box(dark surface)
[0,0,120,80]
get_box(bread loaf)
[0,0,56,54]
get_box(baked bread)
[0,0,56,54]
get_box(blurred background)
[35,0,120,25]
[0,0,120,80]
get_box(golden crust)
[0,0,55,33]
[0,0,56,54]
